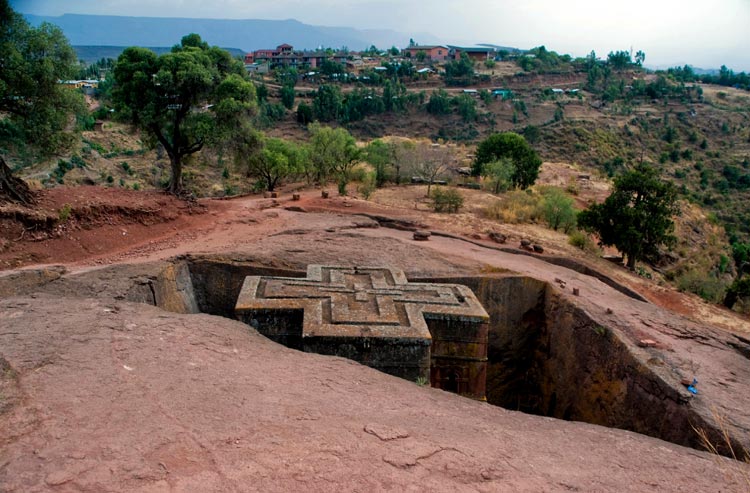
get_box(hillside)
[8,42,750,316]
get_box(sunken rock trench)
[119,255,723,453]
[5,255,740,454]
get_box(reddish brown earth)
[2,185,750,491]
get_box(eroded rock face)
[1,295,748,492]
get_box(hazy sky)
[11,0,750,71]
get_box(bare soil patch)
[0,186,215,269]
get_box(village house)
[402,45,449,62]
[449,46,497,61]
[244,44,348,69]
[60,79,99,96]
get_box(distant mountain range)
[23,13,441,54]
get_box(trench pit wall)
[2,257,731,454]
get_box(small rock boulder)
[413,230,431,241]
[488,232,507,244]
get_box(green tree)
[577,163,679,269]
[312,84,344,122]
[482,157,515,194]
[319,59,345,76]
[724,278,750,310]
[454,94,477,122]
[0,0,84,202]
[426,89,451,115]
[365,139,395,187]
[473,132,542,189]
[256,83,269,102]
[444,52,475,79]
[280,84,295,109]
[540,187,577,232]
[308,123,361,190]
[607,50,632,70]
[296,102,313,125]
[382,80,395,111]
[479,89,492,105]
[732,242,750,276]
[112,34,256,194]
[239,134,301,192]
[634,50,646,66]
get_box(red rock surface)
[2,186,750,491]
[1,296,748,492]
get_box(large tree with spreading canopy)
[0,0,83,203]
[112,34,256,195]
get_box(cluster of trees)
[234,123,361,194]
[666,64,749,91]
[237,130,463,197]
[724,241,750,309]
[75,57,115,80]
[584,55,702,105]
[517,46,573,73]
[443,52,475,84]
[606,50,645,70]
[425,90,479,122]
[309,82,421,124]
[363,139,455,194]
[363,45,401,57]
[517,47,646,75]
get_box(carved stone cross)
[236,265,489,399]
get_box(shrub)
[70,155,86,168]
[280,84,295,109]
[296,102,313,125]
[431,187,464,213]
[484,190,542,223]
[358,173,376,200]
[676,269,728,303]
[540,187,577,232]
[58,204,72,222]
[568,230,599,253]
[724,277,750,311]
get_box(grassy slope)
[15,65,749,306]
